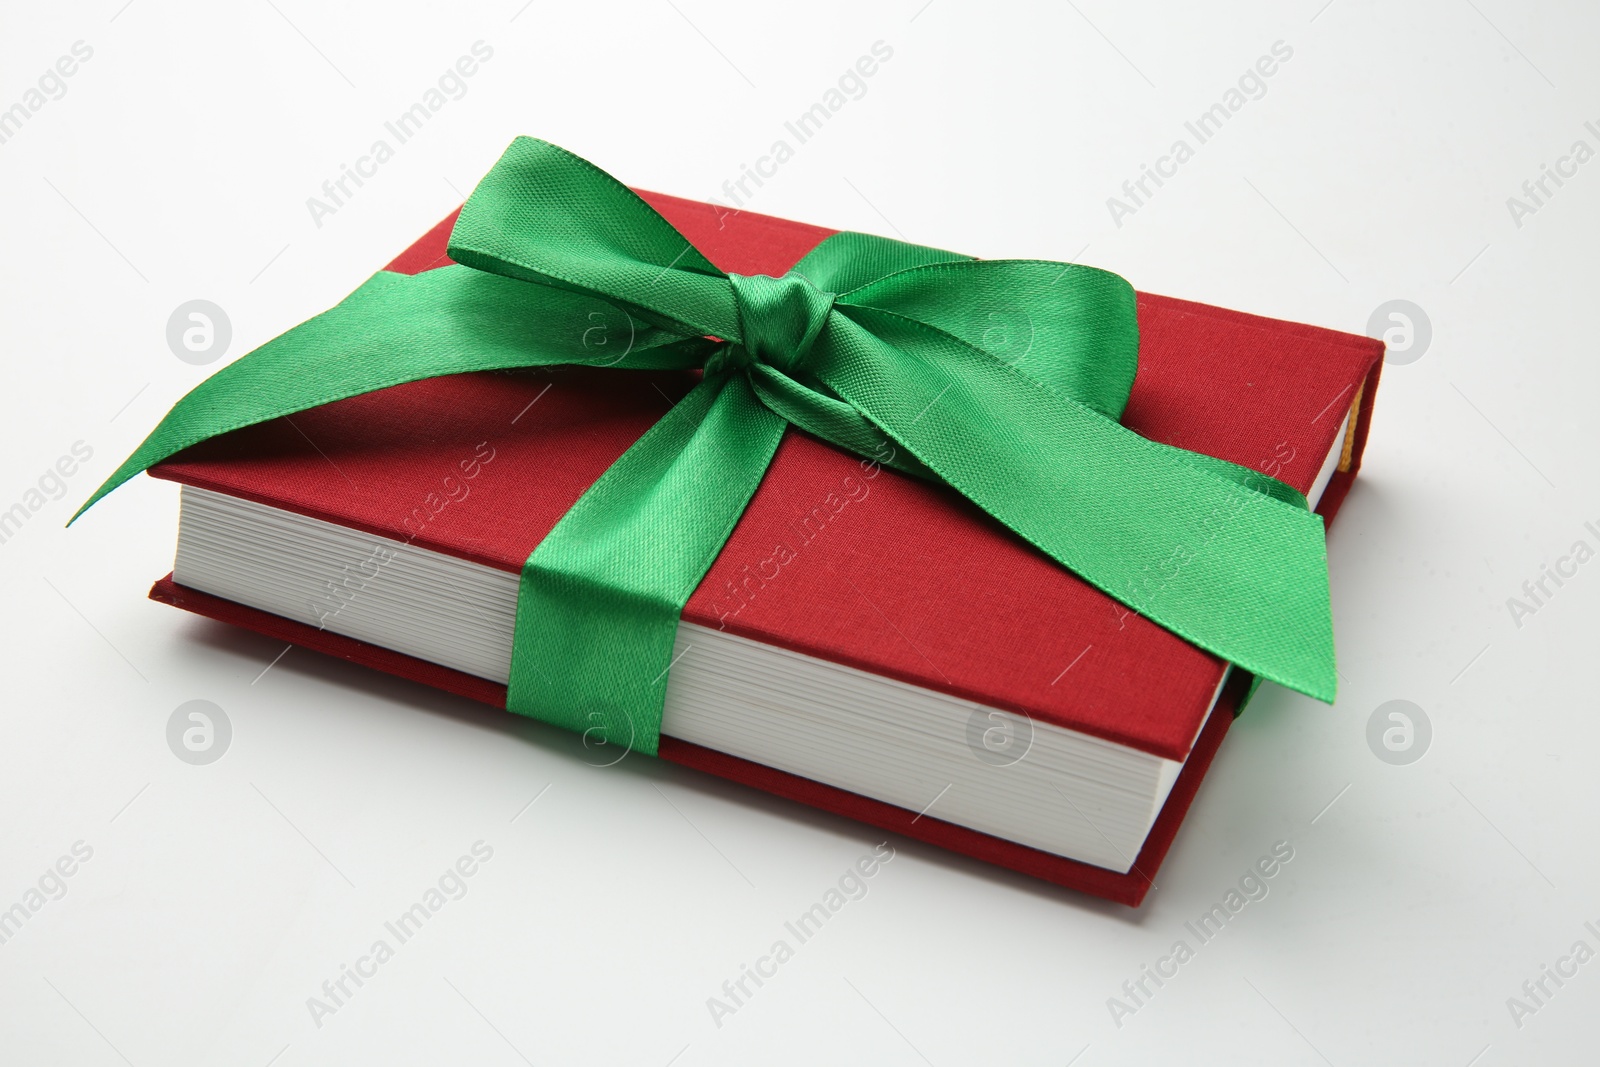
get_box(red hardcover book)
[147,192,1382,905]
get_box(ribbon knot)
[76,136,1339,757]
[726,271,835,375]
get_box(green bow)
[75,137,1335,754]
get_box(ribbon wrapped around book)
[73,136,1336,754]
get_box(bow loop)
[834,259,1139,421]
[447,137,739,342]
[727,272,836,375]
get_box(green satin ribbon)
[74,136,1335,754]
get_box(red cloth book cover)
[146,192,1382,906]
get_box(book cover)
[147,192,1383,904]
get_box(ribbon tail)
[811,310,1338,704]
[509,371,787,754]
[70,266,705,525]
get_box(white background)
[2,1,1596,1063]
